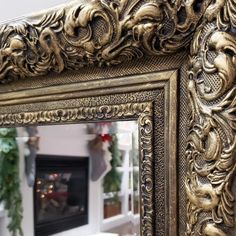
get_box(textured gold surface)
[0,70,178,236]
[0,69,173,105]
[186,1,236,234]
[0,52,186,93]
[0,0,210,83]
[0,0,235,235]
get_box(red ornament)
[99,134,112,142]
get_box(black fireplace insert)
[34,155,89,236]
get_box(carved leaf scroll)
[0,0,236,235]
[186,0,236,235]
[0,0,211,83]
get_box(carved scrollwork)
[0,0,211,82]
[0,102,151,125]
[138,105,154,236]
[0,0,236,235]
[186,0,236,235]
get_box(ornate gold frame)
[0,0,235,235]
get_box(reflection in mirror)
[0,121,140,236]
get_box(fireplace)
[34,155,89,236]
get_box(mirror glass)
[4,121,140,236]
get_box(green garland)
[0,128,23,236]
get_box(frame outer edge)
[186,1,236,235]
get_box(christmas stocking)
[88,135,112,182]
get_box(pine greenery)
[0,128,23,236]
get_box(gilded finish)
[0,0,211,83]
[138,103,154,236]
[0,69,178,236]
[0,70,174,106]
[0,102,151,125]
[0,0,235,235]
[186,0,236,235]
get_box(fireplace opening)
[34,155,89,236]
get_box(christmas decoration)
[0,128,23,236]
[88,135,112,181]
[24,126,39,187]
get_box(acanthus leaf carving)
[186,0,236,234]
[0,0,211,83]
[0,0,235,235]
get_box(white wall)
[0,203,8,236]
[0,0,69,22]
[37,124,89,157]
[19,129,35,236]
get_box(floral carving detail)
[186,80,236,235]
[0,0,210,82]
[0,0,235,235]
[186,1,236,233]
